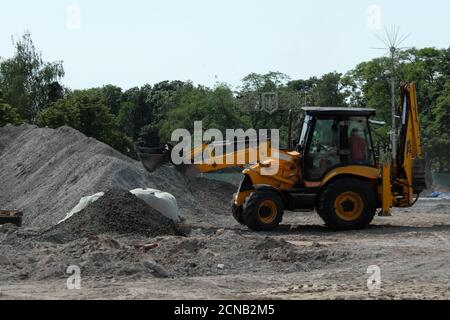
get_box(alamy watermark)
[366,265,381,291]
[170,121,281,176]
[66,265,81,290]
[235,91,306,114]
[366,4,382,30]
[66,5,81,30]
[168,92,307,175]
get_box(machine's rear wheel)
[317,178,376,230]
[242,190,284,231]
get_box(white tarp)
[58,188,180,224]
[58,192,105,224]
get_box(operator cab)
[298,107,377,181]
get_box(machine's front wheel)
[317,178,376,230]
[242,190,284,231]
[231,202,245,225]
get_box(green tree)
[343,47,450,168]
[36,90,132,155]
[101,84,123,115]
[342,58,392,121]
[157,85,211,141]
[117,85,152,140]
[0,91,23,126]
[139,124,161,146]
[240,71,290,92]
[117,81,196,145]
[157,84,243,143]
[237,72,291,131]
[310,72,346,107]
[150,80,192,122]
[400,48,448,117]
[425,80,450,172]
[142,80,193,144]
[0,32,64,121]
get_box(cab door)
[303,116,375,181]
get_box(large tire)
[317,178,376,231]
[242,190,284,231]
[231,193,245,225]
[232,203,245,225]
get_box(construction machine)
[137,82,428,231]
[0,210,23,227]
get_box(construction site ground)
[0,125,449,300]
[1,199,449,300]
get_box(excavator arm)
[137,138,300,180]
[137,136,302,200]
[181,139,272,173]
[396,82,429,205]
[137,139,272,173]
[381,82,429,213]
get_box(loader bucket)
[412,156,433,192]
[135,144,171,173]
[135,143,201,180]
[0,210,23,227]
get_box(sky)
[0,0,449,90]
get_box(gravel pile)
[41,189,182,243]
[0,124,235,228]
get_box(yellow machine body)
[137,83,426,231]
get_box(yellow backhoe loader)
[137,82,429,231]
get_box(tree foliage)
[424,80,450,171]
[342,47,450,170]
[1,32,449,170]
[0,32,64,121]
[36,90,132,155]
[0,91,23,126]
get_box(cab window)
[304,116,374,181]
[347,117,373,165]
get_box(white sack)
[130,188,181,223]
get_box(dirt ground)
[1,124,448,300]
[1,197,449,300]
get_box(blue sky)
[0,0,448,90]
